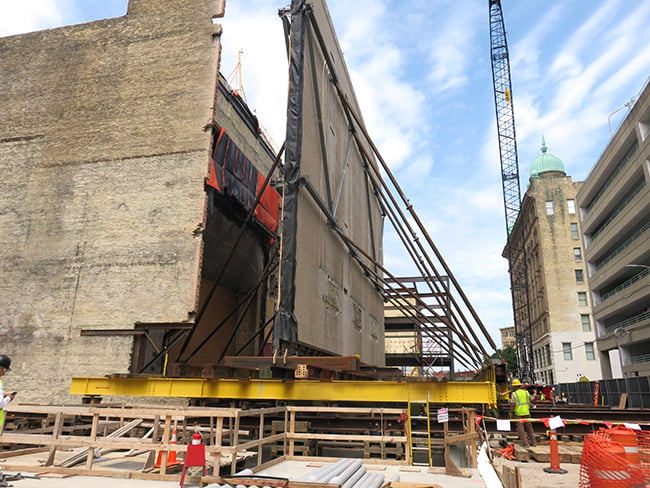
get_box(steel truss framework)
[489,0,535,382]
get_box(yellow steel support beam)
[70,377,496,405]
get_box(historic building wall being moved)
[0,0,386,404]
[0,0,226,403]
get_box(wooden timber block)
[528,446,548,463]
[428,465,472,478]
[558,444,583,464]
[512,445,530,462]
[559,448,574,464]
[36,472,74,478]
[501,465,521,488]
[528,445,580,464]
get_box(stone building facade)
[506,140,601,385]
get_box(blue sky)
[3,0,649,348]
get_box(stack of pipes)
[298,459,399,488]
[204,461,401,487]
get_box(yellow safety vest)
[0,378,4,426]
[511,388,530,416]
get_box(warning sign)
[437,407,448,423]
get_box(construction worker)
[0,354,16,428]
[509,379,537,448]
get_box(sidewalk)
[492,456,581,488]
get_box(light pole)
[608,97,637,137]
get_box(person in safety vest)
[0,354,16,428]
[509,379,537,448]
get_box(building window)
[585,342,595,360]
[578,292,588,306]
[567,199,576,214]
[563,343,573,360]
[573,247,582,261]
[570,223,579,239]
[575,269,584,282]
[581,314,591,331]
[546,201,554,215]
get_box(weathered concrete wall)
[0,0,225,403]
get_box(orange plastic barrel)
[590,441,632,488]
[609,427,641,465]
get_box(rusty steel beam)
[220,355,361,371]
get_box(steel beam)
[221,355,361,371]
[70,377,496,405]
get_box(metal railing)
[605,311,650,334]
[591,180,645,241]
[585,140,638,213]
[600,268,650,301]
[595,221,650,270]
[631,354,650,365]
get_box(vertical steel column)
[276,0,307,344]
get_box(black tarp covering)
[276,0,307,344]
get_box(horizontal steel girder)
[70,377,496,405]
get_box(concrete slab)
[0,471,180,488]
[254,459,487,488]
[492,455,581,488]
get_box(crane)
[488,0,535,382]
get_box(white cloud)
[0,0,67,36]
[219,5,289,146]
[425,2,481,94]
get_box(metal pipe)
[330,459,363,485]
[341,464,366,488]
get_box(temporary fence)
[579,425,650,487]
[556,376,650,408]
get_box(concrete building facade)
[577,80,650,379]
[499,327,516,349]
[506,140,601,385]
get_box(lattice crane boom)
[488,0,535,382]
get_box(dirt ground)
[492,455,581,488]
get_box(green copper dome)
[530,136,565,178]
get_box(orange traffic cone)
[543,429,567,474]
[154,428,181,468]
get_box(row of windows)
[562,341,595,361]
[533,316,593,367]
[545,199,576,215]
